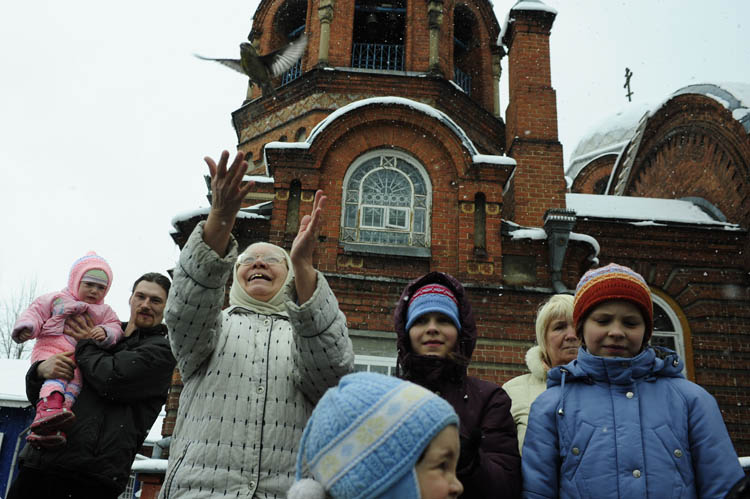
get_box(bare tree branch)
[1,278,39,359]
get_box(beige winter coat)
[160,224,354,498]
[502,345,547,455]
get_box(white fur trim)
[524,345,547,383]
[287,478,327,499]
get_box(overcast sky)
[1,0,748,321]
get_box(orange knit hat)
[573,263,653,343]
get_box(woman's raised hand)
[290,190,327,303]
[203,150,255,256]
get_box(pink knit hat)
[67,252,113,303]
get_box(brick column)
[502,2,565,226]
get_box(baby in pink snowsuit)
[13,252,123,446]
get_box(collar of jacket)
[547,346,684,387]
[400,353,468,392]
[121,322,168,338]
[225,305,290,320]
[525,345,548,383]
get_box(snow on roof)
[672,82,750,133]
[264,141,309,151]
[566,102,652,178]
[303,97,480,156]
[264,97,515,168]
[568,232,600,264]
[170,207,268,228]
[132,458,169,474]
[567,193,740,228]
[501,0,557,43]
[510,0,558,15]
[243,175,275,183]
[510,227,546,240]
[568,82,750,179]
[505,224,600,263]
[0,359,31,408]
[472,154,517,166]
[145,407,165,443]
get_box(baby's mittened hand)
[90,326,107,341]
[18,328,32,342]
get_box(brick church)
[166,0,749,472]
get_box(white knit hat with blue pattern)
[288,372,458,499]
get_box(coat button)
[571,447,580,455]
[249,481,256,489]
[626,391,634,399]
[672,359,679,367]
[632,469,641,478]
[264,319,270,326]
[257,386,265,394]
[674,449,683,458]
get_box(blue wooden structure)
[0,359,33,497]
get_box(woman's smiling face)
[237,243,289,302]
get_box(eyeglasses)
[238,254,285,266]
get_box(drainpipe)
[151,436,172,459]
[543,208,576,293]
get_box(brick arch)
[305,103,476,180]
[445,0,497,111]
[245,0,312,101]
[615,94,750,227]
[251,0,311,49]
[570,154,617,194]
[448,0,500,43]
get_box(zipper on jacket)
[162,442,190,498]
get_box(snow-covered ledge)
[132,458,169,474]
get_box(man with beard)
[7,273,177,499]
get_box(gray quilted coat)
[160,223,354,498]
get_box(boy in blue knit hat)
[288,372,464,499]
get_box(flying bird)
[195,34,308,98]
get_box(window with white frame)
[340,150,431,249]
[650,294,687,374]
[354,354,397,376]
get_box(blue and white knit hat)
[405,283,461,332]
[288,372,458,499]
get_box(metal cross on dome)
[624,67,634,102]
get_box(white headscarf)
[228,242,294,316]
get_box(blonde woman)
[502,294,578,454]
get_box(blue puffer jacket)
[522,346,744,499]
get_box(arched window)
[351,0,406,70]
[274,0,307,86]
[285,180,301,234]
[474,192,486,256]
[341,150,431,254]
[650,294,687,375]
[453,5,478,95]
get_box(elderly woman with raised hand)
[159,150,354,499]
[502,294,577,454]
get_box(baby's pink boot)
[30,392,75,434]
[26,430,67,449]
